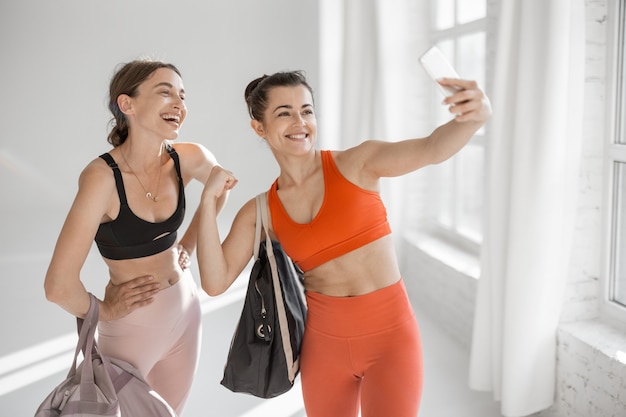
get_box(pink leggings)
[301,279,423,417]
[98,269,201,415]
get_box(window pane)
[458,0,486,24]
[456,144,484,243]
[458,32,486,88]
[418,0,487,249]
[612,162,626,306]
[435,0,455,30]
[433,162,454,228]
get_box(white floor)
[415,307,503,417]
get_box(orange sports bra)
[268,150,391,272]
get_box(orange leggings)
[301,279,423,417]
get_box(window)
[408,0,488,252]
[608,0,626,311]
[612,163,626,306]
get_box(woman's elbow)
[200,280,228,297]
[44,277,66,304]
[198,269,229,296]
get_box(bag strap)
[98,153,128,207]
[72,294,117,401]
[69,294,96,376]
[253,194,263,260]
[256,193,298,382]
[63,293,99,400]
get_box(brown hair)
[244,70,314,122]
[107,59,182,147]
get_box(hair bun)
[244,74,269,102]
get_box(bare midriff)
[302,235,402,297]
[103,244,183,289]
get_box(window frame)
[602,0,626,326]
[417,0,490,257]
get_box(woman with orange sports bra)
[44,59,234,415]
[198,71,491,416]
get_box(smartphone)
[419,46,461,97]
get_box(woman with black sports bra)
[44,59,236,415]
[197,71,491,417]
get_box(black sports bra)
[94,145,185,260]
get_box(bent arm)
[176,142,230,256]
[44,164,111,318]
[197,166,253,296]
[44,162,160,320]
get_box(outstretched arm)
[343,78,492,183]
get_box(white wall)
[0,1,318,415]
[0,0,320,221]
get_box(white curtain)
[468,1,586,416]
[318,0,422,148]
[319,0,384,150]
[318,0,424,231]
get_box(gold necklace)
[120,150,163,202]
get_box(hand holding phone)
[419,46,461,97]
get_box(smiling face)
[251,85,317,156]
[118,67,187,140]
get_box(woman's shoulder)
[237,195,265,222]
[232,196,259,233]
[82,153,115,180]
[170,140,210,153]
[169,141,219,184]
[334,140,387,164]
[170,141,218,164]
[239,194,279,240]
[75,155,117,201]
